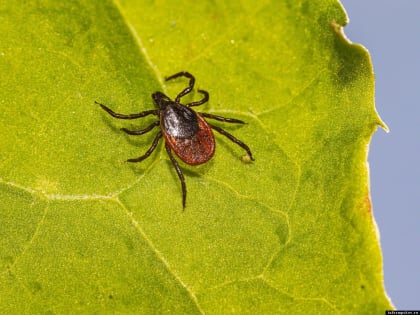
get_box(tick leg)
[165,143,187,209]
[187,89,209,107]
[96,101,159,119]
[121,121,160,135]
[127,132,162,163]
[209,124,254,161]
[165,71,195,103]
[199,112,245,124]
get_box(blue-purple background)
[339,0,420,309]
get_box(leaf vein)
[112,0,163,83]
[117,199,205,315]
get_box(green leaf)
[0,0,392,313]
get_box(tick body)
[96,71,254,208]
[156,93,215,165]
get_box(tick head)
[152,92,173,110]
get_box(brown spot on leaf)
[363,194,373,216]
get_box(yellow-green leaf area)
[0,0,392,314]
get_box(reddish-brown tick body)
[157,94,215,165]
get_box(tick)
[96,71,254,208]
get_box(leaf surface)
[0,0,391,313]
